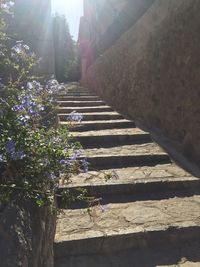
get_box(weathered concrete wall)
[83,0,200,167]
[0,201,56,267]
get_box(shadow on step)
[57,188,200,210]
[55,240,200,267]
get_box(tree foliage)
[52,14,80,82]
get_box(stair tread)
[58,100,104,104]
[60,119,132,126]
[55,195,200,246]
[59,112,120,116]
[55,84,200,263]
[60,164,194,188]
[58,106,111,110]
[83,143,166,157]
[59,113,123,122]
[58,96,100,101]
[71,128,147,137]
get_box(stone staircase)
[54,83,200,267]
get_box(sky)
[51,0,83,40]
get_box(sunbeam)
[51,0,83,40]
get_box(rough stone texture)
[0,201,56,267]
[55,195,200,254]
[63,163,193,188]
[71,128,146,137]
[55,84,200,267]
[59,111,123,122]
[83,0,200,167]
[83,143,165,157]
[55,84,200,266]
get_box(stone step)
[59,112,123,122]
[82,143,170,169]
[83,142,166,157]
[60,120,136,131]
[56,85,200,266]
[86,154,170,170]
[58,100,105,107]
[55,240,200,267]
[57,96,100,101]
[71,128,152,148]
[67,90,91,94]
[54,195,200,259]
[57,106,113,113]
[59,164,197,199]
[62,92,96,97]
[59,92,95,97]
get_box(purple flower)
[31,81,43,92]
[46,79,60,94]
[50,173,57,180]
[12,105,25,112]
[17,114,30,124]
[27,82,33,90]
[11,151,25,160]
[67,111,83,123]
[111,170,119,180]
[11,41,33,61]
[21,96,34,108]
[100,204,109,212]
[80,158,89,173]
[74,150,82,158]
[58,84,66,91]
[60,158,74,168]
[38,105,45,112]
[28,109,39,117]
[1,1,14,10]
[60,159,66,165]
[0,155,4,162]
[12,41,29,54]
[5,140,16,154]
[60,150,82,168]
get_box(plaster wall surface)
[83,0,200,167]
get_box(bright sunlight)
[51,0,83,40]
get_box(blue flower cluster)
[100,204,109,212]
[67,111,83,123]
[1,1,14,11]
[80,158,89,173]
[27,81,43,93]
[11,41,32,61]
[0,154,4,162]
[111,170,119,180]
[5,140,25,161]
[12,94,44,122]
[46,79,66,95]
[60,150,89,173]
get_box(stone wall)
[79,0,155,68]
[82,0,200,167]
[0,201,56,267]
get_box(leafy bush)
[0,1,85,208]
